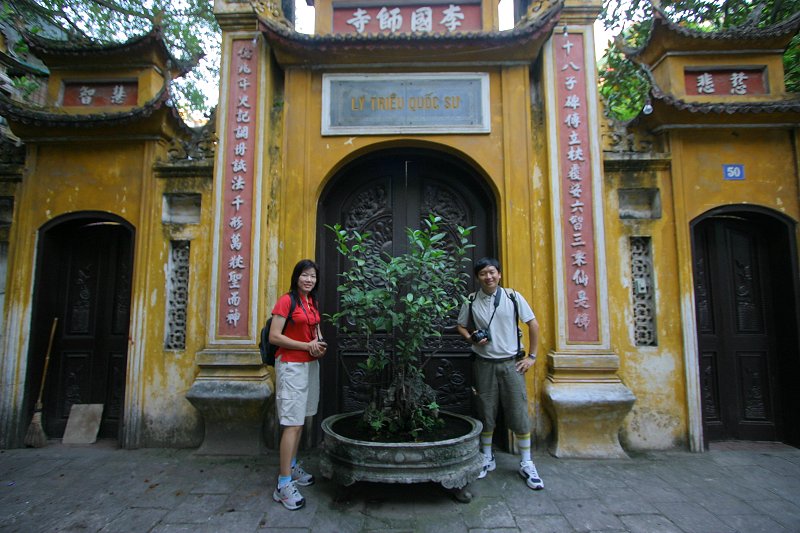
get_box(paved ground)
[1,440,799,532]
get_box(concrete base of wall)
[542,352,636,459]
[186,350,274,455]
[543,380,636,458]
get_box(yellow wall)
[4,136,213,447]
[675,129,799,221]
[602,125,800,450]
[273,65,537,295]
[141,172,213,447]
[603,159,688,448]
[267,64,556,431]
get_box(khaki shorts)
[472,357,531,434]
[275,359,320,426]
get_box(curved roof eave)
[622,3,800,67]
[257,0,564,66]
[632,64,800,127]
[23,25,196,77]
[0,82,193,135]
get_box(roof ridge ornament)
[250,0,292,28]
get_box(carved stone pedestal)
[186,350,274,455]
[319,411,483,501]
[542,352,635,459]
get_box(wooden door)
[317,150,495,424]
[29,217,133,439]
[693,215,783,443]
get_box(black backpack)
[259,292,297,366]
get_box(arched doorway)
[316,147,497,430]
[691,207,800,447]
[26,213,134,440]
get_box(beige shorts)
[275,359,320,426]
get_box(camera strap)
[469,288,522,354]
[468,287,503,331]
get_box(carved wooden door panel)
[36,219,133,439]
[318,150,495,424]
[693,216,780,442]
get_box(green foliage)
[328,214,475,441]
[599,0,800,121]
[3,0,220,121]
[598,43,651,122]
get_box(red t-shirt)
[271,293,320,363]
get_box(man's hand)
[515,355,535,374]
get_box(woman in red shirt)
[269,259,327,510]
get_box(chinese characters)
[556,33,599,342]
[685,68,765,96]
[63,82,136,106]
[218,40,258,337]
[336,3,480,34]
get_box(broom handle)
[35,317,59,405]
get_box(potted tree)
[318,214,483,501]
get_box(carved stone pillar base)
[542,352,635,459]
[186,350,274,455]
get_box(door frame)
[25,211,135,442]
[315,146,498,441]
[689,205,800,448]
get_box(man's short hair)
[474,257,501,276]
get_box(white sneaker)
[273,480,305,510]
[519,461,544,490]
[291,463,315,486]
[477,454,496,479]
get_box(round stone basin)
[319,411,483,492]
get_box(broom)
[24,317,58,448]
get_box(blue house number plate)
[723,164,745,180]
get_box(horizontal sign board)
[322,73,490,135]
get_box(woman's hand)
[308,339,327,358]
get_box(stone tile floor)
[1,440,799,532]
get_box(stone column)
[186,1,273,455]
[541,0,635,458]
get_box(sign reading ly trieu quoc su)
[322,73,491,135]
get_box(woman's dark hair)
[473,257,501,277]
[289,259,320,305]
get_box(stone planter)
[319,411,483,500]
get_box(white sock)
[516,432,532,463]
[480,431,493,457]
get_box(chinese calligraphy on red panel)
[217,40,258,337]
[555,33,599,342]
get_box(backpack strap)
[505,289,522,355]
[467,292,477,331]
[286,291,298,323]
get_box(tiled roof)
[0,83,192,133]
[634,65,800,126]
[23,25,195,76]
[620,3,800,65]
[256,0,564,65]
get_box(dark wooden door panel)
[35,220,132,439]
[694,216,780,443]
[318,150,494,427]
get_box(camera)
[471,329,490,343]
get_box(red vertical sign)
[555,33,599,342]
[217,40,258,338]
